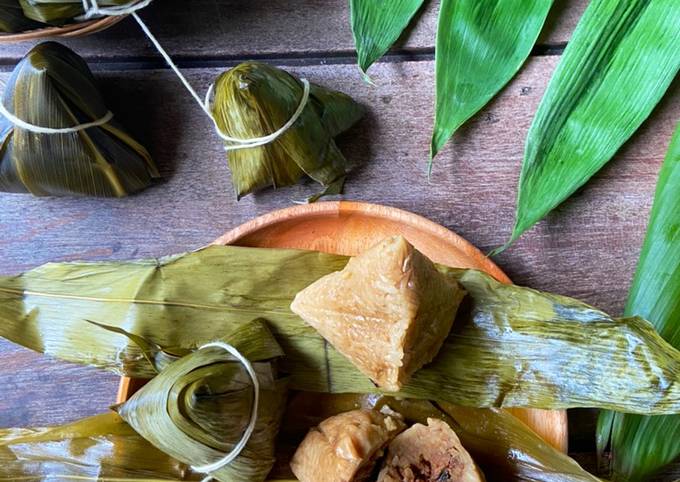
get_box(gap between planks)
[0,43,566,73]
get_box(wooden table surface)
[0,0,678,479]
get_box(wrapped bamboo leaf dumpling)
[377,418,485,482]
[291,408,406,482]
[291,236,466,391]
[0,0,45,32]
[18,0,132,24]
[211,61,364,200]
[0,42,159,197]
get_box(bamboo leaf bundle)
[0,320,288,482]
[0,42,159,197]
[504,0,680,248]
[0,0,44,32]
[0,244,679,414]
[18,0,132,24]
[431,0,554,158]
[596,123,680,481]
[211,62,364,201]
[349,0,425,78]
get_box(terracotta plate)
[118,201,568,452]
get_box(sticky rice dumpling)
[291,235,466,391]
[0,42,159,197]
[211,61,364,201]
[0,0,44,32]
[377,418,485,482]
[18,0,133,25]
[291,408,406,482]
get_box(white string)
[79,0,310,151]
[0,100,113,134]
[204,78,310,151]
[79,0,152,19]
[192,341,260,481]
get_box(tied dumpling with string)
[0,42,159,197]
[18,0,140,24]
[0,0,45,32]
[210,62,365,201]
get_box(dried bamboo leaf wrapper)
[0,0,45,32]
[211,62,364,200]
[0,245,679,413]
[116,320,289,482]
[0,412,199,481]
[18,0,131,24]
[0,42,159,197]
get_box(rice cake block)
[377,418,485,482]
[291,409,406,482]
[291,235,466,391]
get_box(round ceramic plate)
[118,201,568,452]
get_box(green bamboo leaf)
[1,245,680,413]
[431,0,554,159]
[349,0,425,79]
[503,0,680,249]
[597,122,680,481]
[0,42,159,197]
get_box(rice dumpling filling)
[377,418,485,482]
[290,408,406,482]
[291,236,466,391]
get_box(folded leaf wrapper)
[0,244,679,413]
[0,42,159,197]
[19,0,134,24]
[211,62,364,201]
[0,320,288,482]
[0,0,45,32]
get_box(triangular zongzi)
[0,42,159,197]
[291,236,466,391]
[0,0,45,32]
[211,61,364,200]
[18,0,133,24]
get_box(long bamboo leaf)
[349,0,425,79]
[597,122,680,481]
[1,245,679,414]
[431,0,553,159]
[502,0,680,249]
[0,412,197,481]
[0,0,44,32]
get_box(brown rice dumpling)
[211,61,364,201]
[291,235,466,391]
[377,418,485,482]
[0,42,159,197]
[291,408,406,482]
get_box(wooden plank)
[0,0,587,62]
[0,57,678,476]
